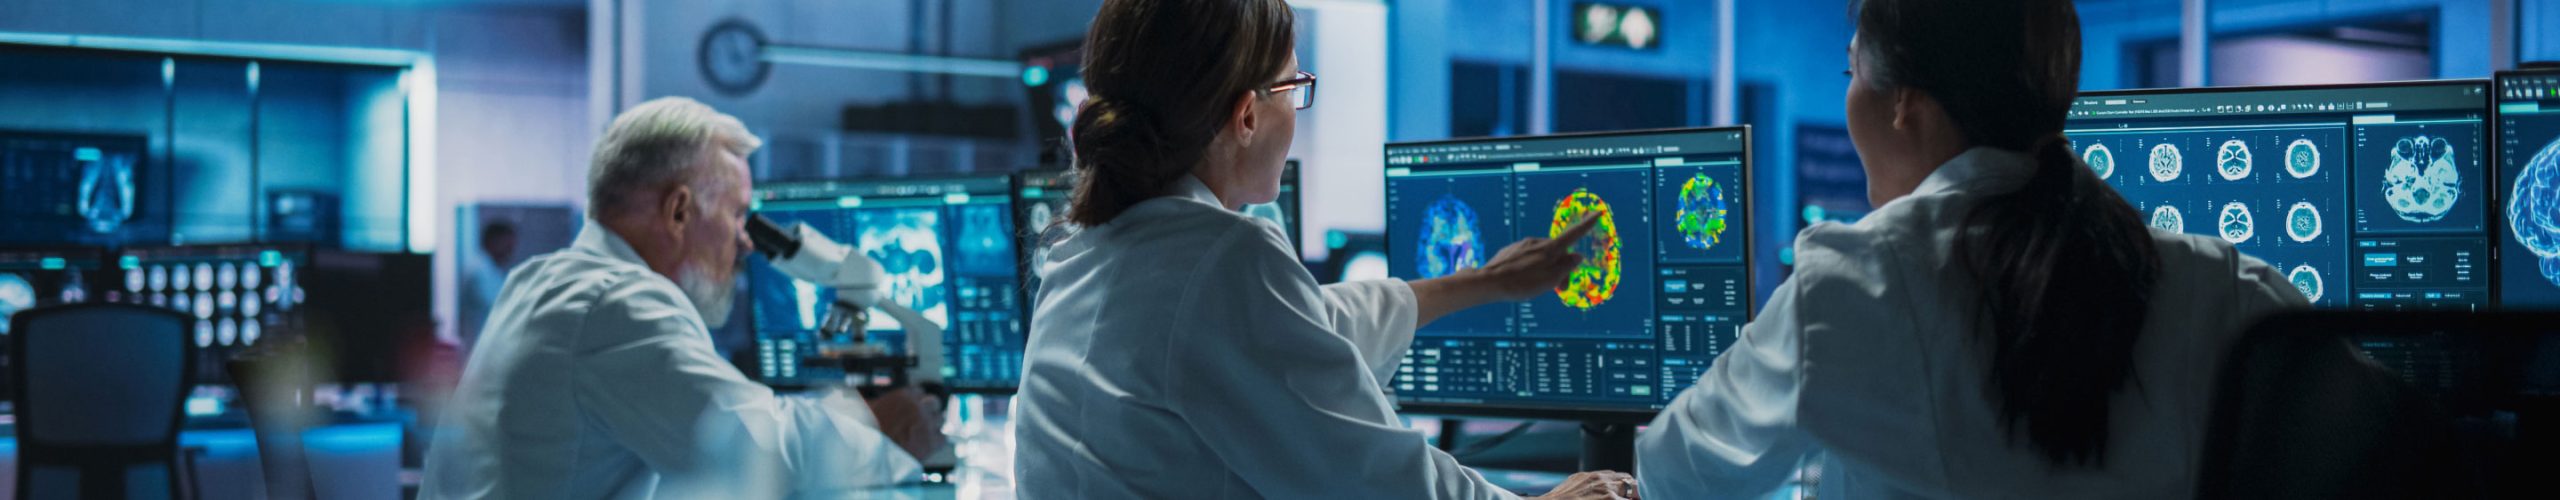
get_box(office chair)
[8,303,203,500]
[2197,311,2560,499]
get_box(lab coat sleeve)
[1638,223,1940,499]
[1318,279,1420,390]
[569,278,922,496]
[1166,225,1517,500]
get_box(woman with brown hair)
[1634,0,2305,498]
[1012,0,1634,498]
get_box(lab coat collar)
[1909,146,2037,199]
[1170,173,1224,209]
[573,222,651,268]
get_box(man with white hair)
[422,97,941,499]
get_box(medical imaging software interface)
[750,176,1026,390]
[2067,82,2493,310]
[2496,70,2560,309]
[1385,128,1750,412]
[110,245,305,384]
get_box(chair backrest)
[2199,311,2560,499]
[8,303,196,500]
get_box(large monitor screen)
[2066,81,2494,310]
[2495,69,2560,309]
[1383,126,1752,417]
[0,248,103,336]
[0,131,157,247]
[750,175,1026,392]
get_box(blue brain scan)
[2218,202,2254,244]
[2151,205,2185,233]
[2285,138,2321,179]
[2383,135,2462,223]
[0,273,33,335]
[857,208,949,331]
[2286,202,2322,243]
[2287,264,2325,302]
[76,149,136,235]
[2084,143,2115,180]
[2217,139,2253,181]
[1417,194,1486,279]
[2512,137,2560,286]
[2150,143,2184,182]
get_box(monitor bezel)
[2076,79,2499,308]
[1383,125,1755,422]
[2492,69,2560,310]
[751,172,1028,395]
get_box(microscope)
[746,214,946,398]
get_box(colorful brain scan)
[2288,264,2325,303]
[2286,202,2322,243]
[2512,137,2560,286]
[1673,173,1731,250]
[2383,135,2462,223]
[2217,139,2253,181]
[2150,143,2183,182]
[1551,189,1621,310]
[2285,138,2321,178]
[2084,143,2115,180]
[1417,194,1487,279]
[2219,202,2255,244]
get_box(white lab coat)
[1013,175,1517,499]
[1636,148,2309,499]
[421,225,920,499]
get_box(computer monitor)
[110,244,310,385]
[750,175,1027,393]
[0,131,158,247]
[2065,81,2495,310]
[2494,69,2560,309]
[1383,126,1753,419]
[1,247,104,403]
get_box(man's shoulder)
[500,250,694,329]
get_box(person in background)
[422,97,942,499]
[1633,0,2306,498]
[456,220,517,353]
[1010,0,1636,498]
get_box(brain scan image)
[0,274,33,335]
[2286,139,2321,178]
[2286,202,2322,243]
[955,205,1013,276]
[2216,140,2253,181]
[2151,205,2185,233]
[857,208,950,331]
[2150,143,2184,182]
[2382,135,2462,223]
[1551,189,1622,311]
[77,151,136,234]
[195,320,213,347]
[148,265,167,291]
[1416,194,1487,279]
[194,263,213,292]
[1674,173,1732,250]
[241,320,260,345]
[1026,202,1059,279]
[2084,143,2115,180]
[125,268,143,292]
[171,265,190,291]
[1580,5,1619,44]
[2287,264,2325,303]
[242,265,261,289]
[2218,202,2254,244]
[217,263,238,290]
[217,318,237,346]
[2511,137,2560,286]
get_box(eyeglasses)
[1260,71,1317,110]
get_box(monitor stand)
[1580,422,1637,472]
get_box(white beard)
[679,260,738,328]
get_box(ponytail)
[1065,97,1207,226]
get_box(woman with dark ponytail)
[1635,0,2305,497]
[1014,0,1634,498]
